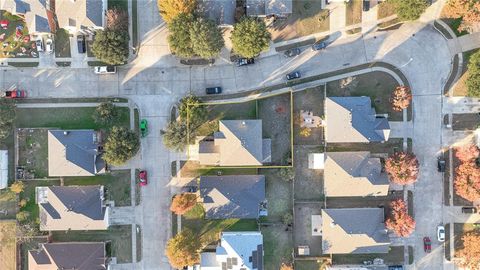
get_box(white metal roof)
[0,150,8,189]
[308,153,325,169]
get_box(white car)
[94,66,116,74]
[35,37,44,52]
[45,38,53,54]
[437,225,445,242]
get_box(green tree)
[190,18,224,59]
[178,95,206,127]
[388,0,429,21]
[231,17,271,58]
[168,13,195,58]
[467,50,480,97]
[93,102,120,126]
[103,126,140,166]
[163,121,194,152]
[92,29,129,65]
[0,99,15,140]
[165,229,201,268]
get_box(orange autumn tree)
[390,86,412,111]
[170,193,197,215]
[386,199,416,237]
[456,232,480,270]
[454,145,480,202]
[385,152,420,185]
[158,0,196,24]
[280,263,294,270]
[456,144,480,162]
[444,0,480,33]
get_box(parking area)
[293,202,323,257]
[294,145,324,201]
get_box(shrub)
[10,181,24,194]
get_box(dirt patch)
[293,202,323,256]
[0,221,16,270]
[293,86,325,145]
[452,113,480,130]
[377,1,396,19]
[294,145,324,201]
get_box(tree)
[158,0,196,24]
[385,199,415,237]
[189,19,224,59]
[299,127,311,137]
[168,13,195,58]
[456,145,480,162]
[92,29,129,65]
[455,162,480,202]
[466,50,480,97]
[385,152,420,185]
[387,0,429,21]
[170,193,198,215]
[16,211,30,222]
[444,0,480,33]
[163,121,194,152]
[165,229,201,268]
[93,102,120,126]
[179,94,206,127]
[106,8,129,32]
[278,168,295,181]
[18,199,27,208]
[390,86,412,111]
[231,17,271,58]
[456,232,480,270]
[103,126,140,166]
[10,181,24,194]
[0,99,15,140]
[280,263,294,270]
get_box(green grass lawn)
[54,28,71,58]
[260,169,293,222]
[51,225,132,263]
[326,138,404,155]
[0,191,16,220]
[453,49,480,96]
[332,246,404,264]
[64,170,131,206]
[261,225,293,270]
[346,0,362,26]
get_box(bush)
[388,0,428,21]
[231,17,271,58]
[103,126,140,166]
[16,211,30,222]
[92,29,129,65]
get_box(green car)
[140,119,148,137]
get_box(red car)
[423,237,431,253]
[139,170,147,186]
[4,89,26,98]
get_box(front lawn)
[332,246,404,264]
[51,225,133,263]
[346,0,362,26]
[451,113,480,130]
[0,11,37,58]
[0,221,16,270]
[108,0,128,10]
[453,49,479,96]
[326,138,404,155]
[54,28,71,58]
[261,225,293,270]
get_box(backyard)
[17,128,48,179]
[294,202,323,257]
[259,168,293,223]
[294,145,324,201]
[19,179,60,225]
[261,224,293,270]
[0,11,37,58]
[326,71,404,121]
[0,221,16,270]
[51,225,133,263]
[268,0,330,42]
[346,0,362,26]
[293,85,325,145]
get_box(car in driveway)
[284,48,301,57]
[139,170,147,186]
[462,207,477,214]
[45,38,53,54]
[363,0,370,11]
[94,66,116,74]
[236,58,254,66]
[312,41,327,51]
[437,157,446,172]
[437,225,445,242]
[423,237,431,253]
[286,71,301,80]
[35,37,44,52]
[77,35,86,53]
[206,87,222,95]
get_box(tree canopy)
[385,152,419,185]
[158,0,196,24]
[163,121,194,152]
[390,86,412,111]
[9,181,24,194]
[106,8,129,32]
[93,102,120,126]
[231,17,271,58]
[0,99,15,140]
[456,232,480,270]
[467,50,480,97]
[454,145,480,202]
[165,229,201,268]
[92,29,129,65]
[190,19,224,59]
[170,193,198,215]
[385,199,415,237]
[168,13,195,58]
[388,0,428,21]
[178,94,207,127]
[103,126,140,166]
[444,0,480,33]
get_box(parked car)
[77,35,86,53]
[35,37,44,52]
[140,119,148,138]
[286,71,301,80]
[3,89,26,98]
[45,38,53,54]
[363,0,370,11]
[139,170,147,186]
[437,157,446,172]
[437,225,445,242]
[181,186,198,193]
[284,48,301,57]
[423,237,431,253]
[236,58,255,66]
[462,207,477,214]
[94,66,116,74]
[312,41,327,51]
[206,87,222,95]
[388,266,403,270]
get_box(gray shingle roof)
[246,0,292,16]
[86,0,103,27]
[200,175,265,219]
[198,0,235,26]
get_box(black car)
[437,157,446,172]
[206,87,222,95]
[236,58,254,66]
[462,207,477,214]
[286,71,301,80]
[77,35,86,54]
[312,41,327,51]
[363,0,370,11]
[284,48,301,57]
[181,186,198,193]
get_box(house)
[28,242,107,270]
[36,185,109,231]
[246,0,292,17]
[1,0,55,35]
[325,97,390,143]
[200,175,266,219]
[197,120,271,166]
[48,129,105,177]
[321,208,390,254]
[324,151,389,197]
[198,231,264,270]
[55,0,107,35]
[198,0,235,27]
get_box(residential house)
[55,0,106,35]
[197,231,263,270]
[325,97,390,143]
[321,208,390,254]
[246,0,292,17]
[1,0,55,35]
[48,129,105,177]
[197,120,271,166]
[200,175,266,219]
[36,185,109,231]
[28,242,107,270]
[324,151,389,197]
[198,0,236,27]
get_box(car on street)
[423,237,431,253]
[462,207,477,214]
[437,225,445,242]
[286,71,301,80]
[77,35,86,53]
[388,266,403,270]
[140,119,148,138]
[139,170,147,186]
[3,89,26,98]
[236,58,255,66]
[437,157,446,172]
[35,37,44,52]
[206,87,222,95]
[312,41,327,51]
[94,66,116,74]
[45,38,53,54]
[284,48,301,57]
